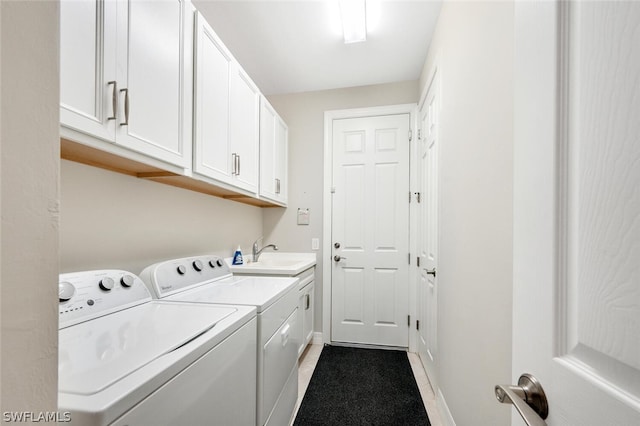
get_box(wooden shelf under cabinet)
[60,138,279,208]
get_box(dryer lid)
[58,301,236,395]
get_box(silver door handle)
[107,81,117,120]
[333,255,346,262]
[119,88,129,126]
[424,268,436,277]
[495,374,548,426]
[231,153,238,175]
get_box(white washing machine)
[139,255,300,426]
[58,269,257,425]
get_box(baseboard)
[436,388,456,426]
[312,332,323,345]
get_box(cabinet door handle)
[237,155,241,176]
[119,88,129,126]
[231,153,237,175]
[276,178,280,194]
[305,293,310,310]
[107,81,117,120]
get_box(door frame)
[322,103,418,351]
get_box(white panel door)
[115,0,190,168]
[511,2,640,425]
[60,0,117,142]
[331,114,410,347]
[193,11,233,183]
[229,65,260,194]
[417,71,439,389]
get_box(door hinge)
[408,253,411,264]
[409,130,413,142]
[414,192,421,203]
[409,191,412,203]
[417,257,420,267]
[408,315,411,327]
[417,320,420,331]
[418,129,422,140]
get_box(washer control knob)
[209,260,217,268]
[99,277,115,291]
[177,265,187,275]
[120,275,134,288]
[59,281,75,302]
[193,260,203,272]
[216,259,223,268]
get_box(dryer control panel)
[139,255,233,298]
[58,270,151,329]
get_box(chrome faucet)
[252,236,278,262]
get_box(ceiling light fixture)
[339,0,367,44]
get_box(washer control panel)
[58,270,152,329]
[139,255,232,298]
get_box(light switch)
[311,238,319,250]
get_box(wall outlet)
[311,238,319,250]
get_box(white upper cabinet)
[193,12,233,182]
[60,0,192,169]
[193,12,260,195]
[259,98,288,205]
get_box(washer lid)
[166,276,298,312]
[58,301,236,395]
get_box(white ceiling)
[193,1,442,95]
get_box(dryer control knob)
[120,275,134,288]
[193,260,203,272]
[216,259,223,268]
[177,265,187,275]
[59,281,75,302]
[209,260,217,268]
[99,277,115,291]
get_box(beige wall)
[60,160,263,274]
[1,0,60,414]
[419,2,514,425]
[265,80,419,333]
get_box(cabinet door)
[115,0,191,168]
[193,12,233,183]
[259,99,277,200]
[60,0,117,142]
[303,283,314,347]
[229,64,260,194]
[274,116,288,204]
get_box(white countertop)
[226,252,316,276]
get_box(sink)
[227,252,316,276]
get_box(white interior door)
[511,2,640,425]
[331,114,411,347]
[417,70,439,389]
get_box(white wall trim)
[436,388,456,426]
[322,103,417,346]
[312,332,323,345]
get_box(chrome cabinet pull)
[231,153,238,175]
[276,178,280,194]
[107,81,117,120]
[495,374,548,426]
[119,88,129,126]
[237,155,241,176]
[305,293,310,310]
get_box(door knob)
[334,255,347,262]
[495,373,548,426]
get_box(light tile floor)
[291,344,443,426]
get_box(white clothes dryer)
[140,255,300,426]
[58,269,257,426]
